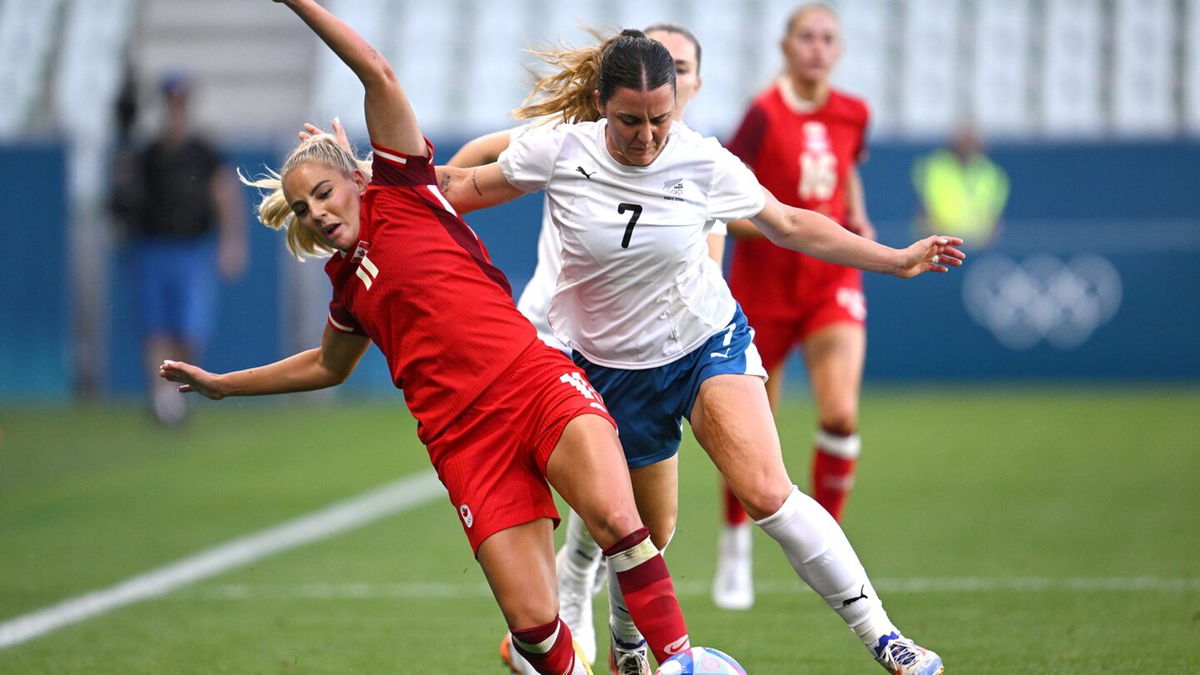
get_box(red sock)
[811,429,861,522]
[721,480,749,526]
[604,528,690,663]
[510,617,578,675]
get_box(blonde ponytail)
[239,133,372,260]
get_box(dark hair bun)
[620,28,646,39]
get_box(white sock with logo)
[756,485,897,647]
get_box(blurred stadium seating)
[1,0,1197,399]
[6,0,1198,144]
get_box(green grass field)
[2,385,1198,673]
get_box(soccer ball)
[655,646,746,674]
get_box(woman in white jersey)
[444,26,715,673]
[439,30,956,675]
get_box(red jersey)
[727,81,869,319]
[325,141,539,442]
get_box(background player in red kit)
[160,2,690,673]
[714,3,875,611]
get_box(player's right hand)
[893,235,966,278]
[159,360,225,400]
[298,117,352,152]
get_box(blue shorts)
[572,305,766,469]
[135,237,218,347]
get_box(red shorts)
[742,262,865,372]
[427,340,616,555]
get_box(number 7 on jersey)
[618,202,643,249]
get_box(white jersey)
[499,119,764,368]
[513,121,727,355]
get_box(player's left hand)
[894,235,966,278]
[159,360,225,400]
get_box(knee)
[644,513,676,551]
[735,479,795,521]
[503,595,559,631]
[582,509,644,550]
[818,409,858,437]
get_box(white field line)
[0,471,444,650]
[173,576,1200,601]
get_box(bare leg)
[690,374,902,657]
[477,519,559,629]
[606,457,678,659]
[713,361,786,610]
[479,520,588,675]
[552,510,604,664]
[801,323,865,520]
[544,415,689,666]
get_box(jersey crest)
[662,177,685,202]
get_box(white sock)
[719,522,752,559]
[755,485,897,648]
[605,553,643,646]
[560,511,602,580]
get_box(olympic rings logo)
[961,253,1122,350]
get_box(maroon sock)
[511,616,577,675]
[604,527,690,663]
[812,446,858,521]
[721,480,749,525]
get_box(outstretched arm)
[276,0,424,156]
[437,130,523,211]
[446,130,513,167]
[725,218,765,239]
[750,189,965,278]
[298,119,524,213]
[436,162,525,214]
[728,168,873,243]
[160,324,371,399]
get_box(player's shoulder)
[510,115,565,140]
[322,248,352,280]
[522,119,599,140]
[753,81,785,108]
[669,120,707,145]
[510,119,601,159]
[664,123,731,163]
[828,89,871,121]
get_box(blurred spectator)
[110,72,247,425]
[912,124,1009,248]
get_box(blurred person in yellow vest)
[913,125,1009,248]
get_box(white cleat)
[873,633,945,675]
[711,523,754,610]
[607,628,651,675]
